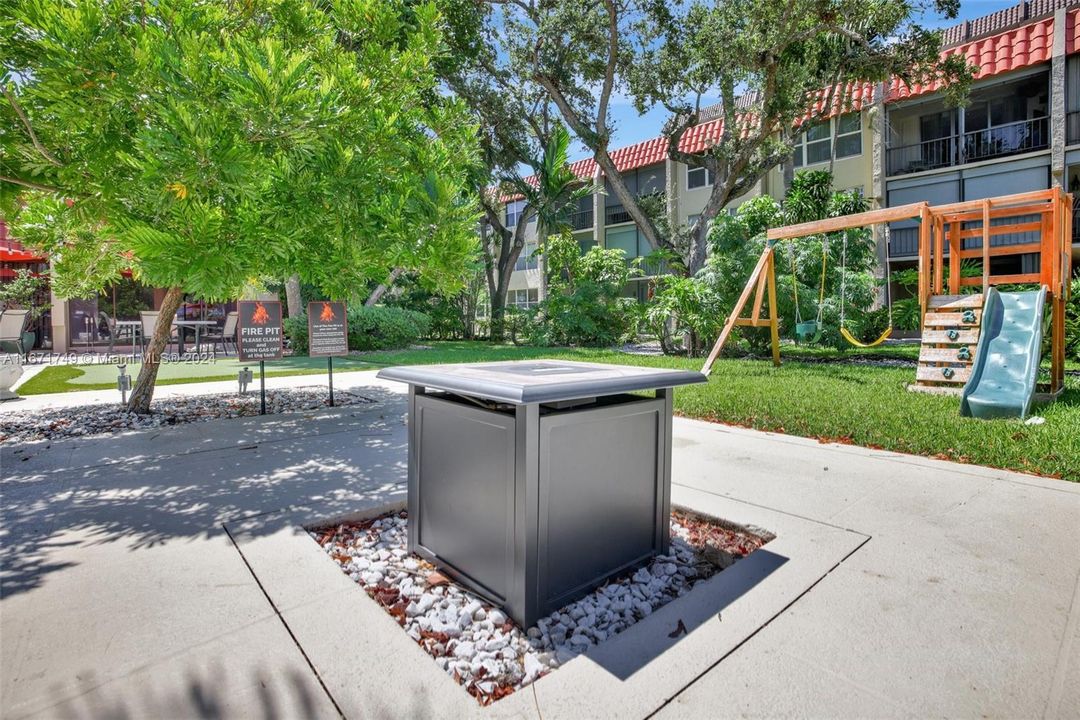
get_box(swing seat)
[840,326,893,348]
[796,320,821,342]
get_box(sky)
[567,0,1021,163]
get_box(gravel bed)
[312,509,772,705]
[0,388,372,444]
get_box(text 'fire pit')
[377,360,706,627]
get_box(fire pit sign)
[307,301,348,357]
[237,300,283,361]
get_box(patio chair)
[0,309,31,359]
[200,311,238,356]
[139,310,177,355]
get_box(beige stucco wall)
[764,109,875,199]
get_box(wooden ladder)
[912,293,985,393]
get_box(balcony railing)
[1074,196,1080,243]
[963,116,1048,163]
[886,116,1049,176]
[1068,111,1080,146]
[570,208,594,231]
[889,213,1047,258]
[605,203,633,225]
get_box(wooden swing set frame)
[700,188,1073,396]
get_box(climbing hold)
[942,367,955,379]
[947,329,960,341]
[957,346,972,361]
[962,310,976,324]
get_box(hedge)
[284,305,431,355]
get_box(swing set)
[701,188,1073,403]
[786,225,896,348]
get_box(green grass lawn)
[17,354,377,395]
[18,340,1080,480]
[356,342,1080,481]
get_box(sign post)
[237,300,283,415]
[307,301,348,407]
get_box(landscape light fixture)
[238,366,253,394]
[116,364,131,405]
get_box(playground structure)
[701,188,1073,415]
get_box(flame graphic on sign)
[319,302,336,322]
[251,302,270,324]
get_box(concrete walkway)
[2,372,1078,718]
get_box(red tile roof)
[888,16,1053,102]
[1067,7,1080,54]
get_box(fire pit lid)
[377,360,706,405]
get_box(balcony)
[1068,111,1080,146]
[1074,196,1080,243]
[605,203,633,225]
[889,212,1045,258]
[887,116,1049,176]
[570,208,594,231]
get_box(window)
[514,243,538,272]
[687,166,714,190]
[792,114,862,167]
[508,288,539,309]
[505,199,524,227]
[835,113,862,159]
[805,121,832,164]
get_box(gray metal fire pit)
[376,359,706,627]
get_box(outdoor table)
[376,359,706,627]
[173,320,216,354]
[109,320,141,353]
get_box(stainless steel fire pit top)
[377,359,706,405]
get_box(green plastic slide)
[959,287,1047,420]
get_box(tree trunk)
[489,286,507,342]
[537,221,548,301]
[366,267,403,306]
[285,275,301,318]
[126,285,184,414]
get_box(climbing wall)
[914,294,985,392]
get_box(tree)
[437,0,561,341]
[507,124,592,299]
[2,0,480,411]
[478,0,972,275]
[701,170,877,351]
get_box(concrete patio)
[2,371,1078,719]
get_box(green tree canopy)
[2,0,480,409]
[468,0,971,275]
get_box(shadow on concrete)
[30,662,328,720]
[0,387,409,598]
[588,547,787,681]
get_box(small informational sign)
[237,300,283,362]
[307,301,348,357]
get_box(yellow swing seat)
[840,325,893,348]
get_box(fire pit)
[377,360,706,627]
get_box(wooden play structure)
[701,188,1073,400]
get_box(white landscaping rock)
[314,509,767,704]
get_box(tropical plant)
[0,269,48,321]
[1066,276,1080,361]
[646,276,722,356]
[700,170,875,351]
[534,232,638,346]
[3,0,480,411]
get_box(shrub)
[1067,276,1080,361]
[535,232,639,346]
[700,171,876,353]
[646,275,722,356]
[284,305,430,355]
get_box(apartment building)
[497,0,1080,307]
